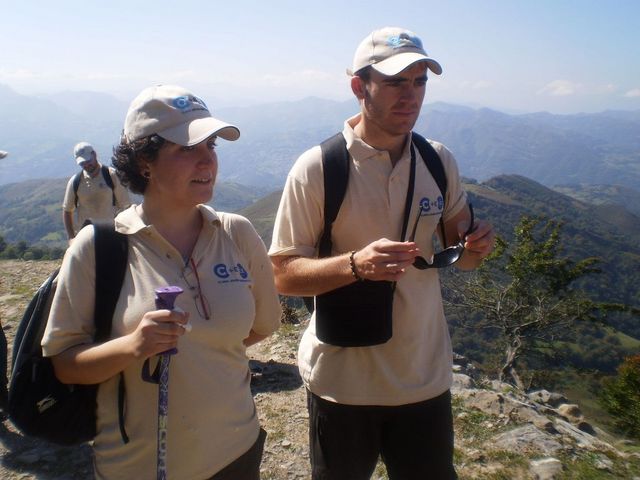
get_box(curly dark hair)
[111,134,165,195]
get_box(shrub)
[600,354,640,439]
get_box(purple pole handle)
[155,286,183,355]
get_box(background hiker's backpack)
[73,165,116,208]
[8,221,128,445]
[303,131,448,314]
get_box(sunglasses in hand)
[409,203,474,269]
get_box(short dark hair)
[355,66,372,83]
[111,134,165,195]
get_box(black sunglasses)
[409,203,474,269]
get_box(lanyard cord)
[391,142,418,294]
[400,143,417,242]
[189,257,211,320]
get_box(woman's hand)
[127,309,190,359]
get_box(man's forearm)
[62,211,75,239]
[271,254,355,297]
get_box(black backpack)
[303,131,448,314]
[73,165,116,208]
[8,221,129,445]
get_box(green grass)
[556,451,640,479]
[554,371,617,432]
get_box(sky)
[1,0,639,114]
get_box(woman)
[42,85,282,479]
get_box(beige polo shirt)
[43,204,281,480]
[269,114,467,406]
[62,166,131,231]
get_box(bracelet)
[349,250,364,282]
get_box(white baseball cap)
[349,27,442,77]
[74,142,96,165]
[123,85,240,146]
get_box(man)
[0,307,7,419]
[62,142,130,243]
[269,27,495,479]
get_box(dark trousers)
[208,428,267,480]
[0,324,7,413]
[307,389,457,480]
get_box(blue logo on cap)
[387,33,423,50]
[173,96,191,110]
[172,95,208,112]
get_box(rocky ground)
[1,260,639,479]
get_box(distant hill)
[0,178,271,245]
[415,106,640,189]
[238,190,282,245]
[2,84,639,191]
[553,183,640,217]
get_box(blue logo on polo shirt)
[213,263,249,283]
[419,197,431,213]
[418,196,444,216]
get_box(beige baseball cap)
[349,27,442,77]
[74,142,96,165]
[123,85,240,146]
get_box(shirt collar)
[342,113,412,164]
[115,204,221,235]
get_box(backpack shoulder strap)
[91,220,129,443]
[318,133,349,258]
[412,132,448,244]
[92,220,128,341]
[303,133,349,313]
[72,172,82,208]
[100,165,116,206]
[412,132,447,202]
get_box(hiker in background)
[0,310,7,419]
[269,27,495,479]
[43,85,281,479]
[62,141,131,244]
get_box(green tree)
[600,355,640,439]
[446,216,626,390]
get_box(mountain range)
[0,178,270,245]
[1,83,639,191]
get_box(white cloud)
[458,80,493,90]
[624,88,640,98]
[0,68,47,80]
[538,80,581,96]
[85,72,133,81]
[261,69,340,88]
[600,83,617,93]
[538,80,625,98]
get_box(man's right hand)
[352,238,420,282]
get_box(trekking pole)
[144,286,183,480]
